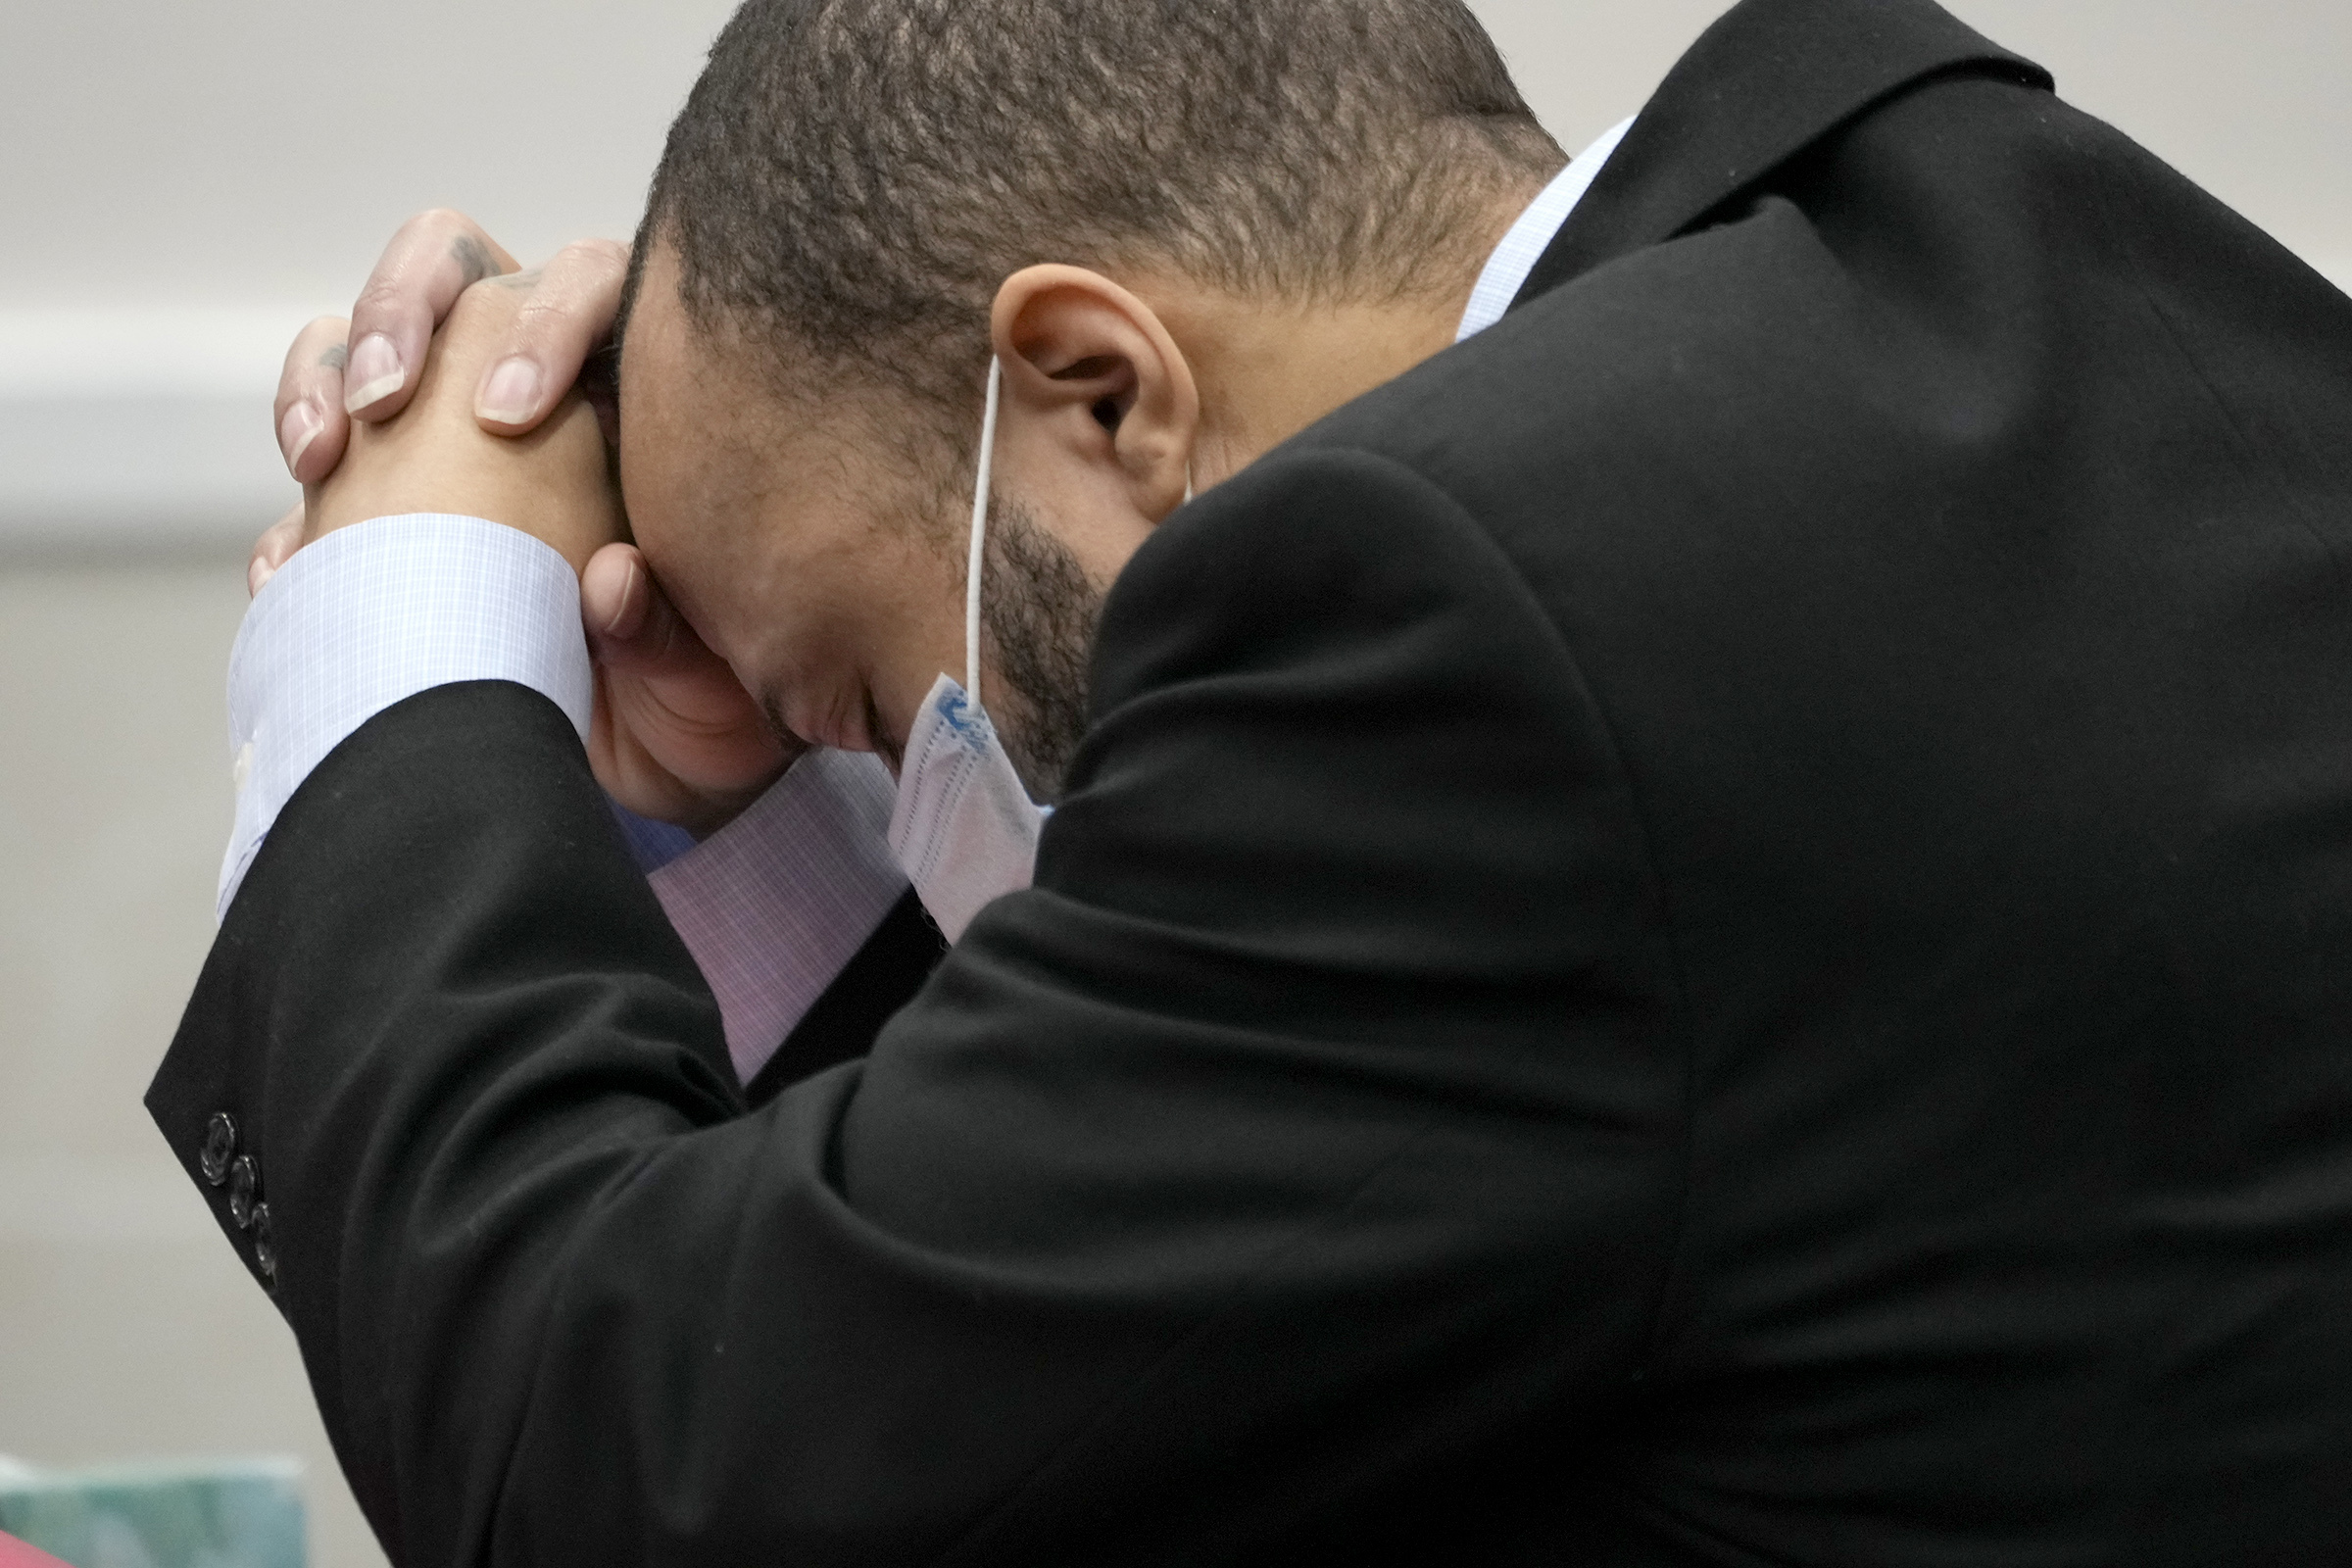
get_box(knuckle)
[408,206,475,236]
[510,293,568,336]
[297,319,351,362]
[282,320,351,393]
[282,321,329,375]
[558,237,629,272]
[350,276,411,324]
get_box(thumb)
[581,541,775,742]
[582,542,696,677]
[579,540,793,828]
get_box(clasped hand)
[257,211,794,836]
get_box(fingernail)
[476,357,542,424]
[279,399,324,475]
[343,333,405,412]
[603,559,641,637]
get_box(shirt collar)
[1455,115,1638,342]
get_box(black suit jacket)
[152,0,2352,1561]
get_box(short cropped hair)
[639,0,1560,435]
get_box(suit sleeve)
[148,447,1689,1567]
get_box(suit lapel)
[1511,0,2051,306]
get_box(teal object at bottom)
[0,1460,305,1568]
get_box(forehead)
[614,243,946,567]
[618,244,725,435]
[619,244,966,500]
[612,252,777,606]
[618,242,888,458]
[615,244,801,515]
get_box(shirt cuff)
[649,748,907,1087]
[220,514,591,916]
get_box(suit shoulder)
[1298,199,1891,519]
[1094,444,1572,715]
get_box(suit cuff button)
[227,1156,261,1229]
[250,1203,277,1286]
[200,1112,238,1186]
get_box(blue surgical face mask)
[884,359,1048,941]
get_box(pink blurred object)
[0,1531,70,1568]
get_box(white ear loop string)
[966,357,1003,712]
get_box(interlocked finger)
[273,317,353,485]
[342,210,518,421]
[472,238,632,435]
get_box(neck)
[1138,181,1547,486]
[1164,292,1461,485]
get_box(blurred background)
[2,2,2345,1563]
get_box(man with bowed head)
[160,0,2352,1561]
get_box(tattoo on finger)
[451,233,503,288]
[319,343,348,370]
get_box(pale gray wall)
[1,5,2344,1566]
[2,1,2345,547]
[2,0,2344,308]
[1491,0,2352,279]
[4,0,2347,550]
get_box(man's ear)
[990,265,1198,520]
